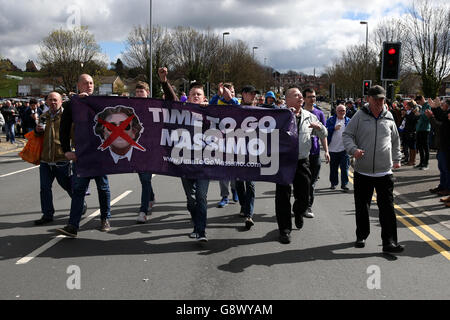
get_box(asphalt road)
[1,146,450,300]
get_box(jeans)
[138,172,155,214]
[308,153,321,207]
[235,180,255,218]
[39,162,72,219]
[275,159,311,232]
[68,164,111,229]
[219,180,236,198]
[181,178,209,236]
[353,172,398,245]
[437,151,450,190]
[329,151,350,187]
[5,122,15,143]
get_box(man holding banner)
[275,87,327,244]
[159,67,210,242]
[56,74,112,238]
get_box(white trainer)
[303,208,315,218]
[136,212,147,224]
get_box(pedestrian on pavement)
[1,100,18,144]
[34,92,74,226]
[342,85,404,253]
[326,104,351,191]
[134,81,156,224]
[235,85,261,230]
[425,98,450,197]
[209,82,239,208]
[0,111,4,142]
[159,67,210,242]
[56,74,111,238]
[303,88,330,217]
[275,87,327,244]
[23,99,42,134]
[415,95,431,170]
[399,100,420,166]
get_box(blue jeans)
[68,164,111,229]
[235,180,255,218]
[437,151,450,190]
[181,178,209,236]
[138,172,155,214]
[329,151,350,187]
[39,162,72,219]
[5,122,15,143]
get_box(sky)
[0,0,416,75]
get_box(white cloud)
[0,0,416,73]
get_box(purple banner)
[72,96,298,184]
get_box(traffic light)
[381,42,401,81]
[363,80,372,96]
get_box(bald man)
[34,92,73,225]
[57,74,111,237]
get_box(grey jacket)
[342,105,401,174]
[296,109,327,160]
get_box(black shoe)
[82,201,88,215]
[279,231,291,244]
[330,185,337,190]
[429,186,442,194]
[414,164,423,169]
[341,185,349,192]
[56,225,78,238]
[355,238,365,248]
[383,242,404,253]
[245,217,255,230]
[294,212,304,229]
[34,216,53,226]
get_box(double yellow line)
[347,171,450,261]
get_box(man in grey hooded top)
[343,85,404,254]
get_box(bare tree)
[401,0,450,97]
[38,26,105,93]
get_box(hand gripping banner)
[71,96,299,185]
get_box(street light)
[252,46,258,59]
[360,21,368,78]
[222,32,230,82]
[149,0,153,97]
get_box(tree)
[110,58,127,78]
[122,25,173,96]
[374,0,450,98]
[38,26,105,93]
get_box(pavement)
[0,132,26,155]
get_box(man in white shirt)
[326,104,350,191]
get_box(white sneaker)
[303,208,315,218]
[136,212,147,224]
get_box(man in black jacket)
[56,74,111,238]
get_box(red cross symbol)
[98,115,145,151]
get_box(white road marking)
[0,166,40,178]
[15,190,133,265]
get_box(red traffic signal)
[388,48,396,55]
[363,80,372,95]
[381,42,401,81]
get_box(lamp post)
[360,21,368,79]
[252,46,258,59]
[149,0,153,97]
[222,32,230,82]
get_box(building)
[17,77,62,97]
[96,76,124,95]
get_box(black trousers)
[275,159,311,232]
[353,172,398,245]
[416,131,429,166]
